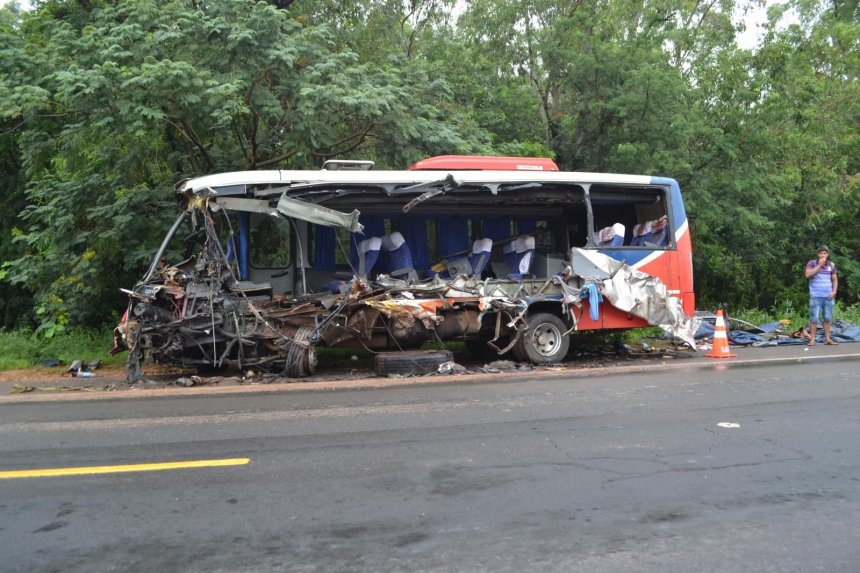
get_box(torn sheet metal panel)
[571,248,700,347]
[276,195,363,233]
[365,300,443,329]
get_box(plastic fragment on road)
[717,422,741,428]
[437,361,467,375]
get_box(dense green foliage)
[0,0,858,335]
[0,327,122,370]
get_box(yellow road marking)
[0,458,250,479]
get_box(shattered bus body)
[114,156,699,380]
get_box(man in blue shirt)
[804,245,839,346]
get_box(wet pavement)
[2,354,859,572]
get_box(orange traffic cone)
[705,309,736,358]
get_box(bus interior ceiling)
[114,177,698,379]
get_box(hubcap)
[531,323,562,357]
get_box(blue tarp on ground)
[694,318,860,346]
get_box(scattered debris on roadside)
[11,384,117,394]
[693,312,860,348]
[174,374,247,387]
[65,359,102,378]
[437,361,468,375]
[480,360,520,373]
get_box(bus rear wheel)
[517,313,569,364]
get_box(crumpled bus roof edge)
[178,170,656,195]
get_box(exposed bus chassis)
[116,240,575,380]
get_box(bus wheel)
[517,313,569,364]
[285,327,318,377]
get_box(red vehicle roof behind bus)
[408,155,559,171]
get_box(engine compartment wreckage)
[113,161,700,380]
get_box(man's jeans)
[809,296,834,324]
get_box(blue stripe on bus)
[593,249,652,266]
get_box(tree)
[1,0,487,332]
[1,0,857,334]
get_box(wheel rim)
[530,322,563,357]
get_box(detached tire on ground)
[516,312,570,364]
[374,350,453,376]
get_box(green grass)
[0,329,124,371]
[621,327,664,346]
[732,300,860,333]
[315,346,375,360]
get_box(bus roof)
[408,155,559,171]
[178,169,658,195]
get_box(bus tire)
[374,350,453,376]
[517,313,569,364]
[285,327,318,377]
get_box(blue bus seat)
[357,236,382,277]
[595,223,625,247]
[382,232,418,281]
[507,236,535,280]
[630,216,668,247]
[468,238,493,277]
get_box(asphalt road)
[1,357,859,572]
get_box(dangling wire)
[334,228,360,277]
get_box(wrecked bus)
[114,156,699,380]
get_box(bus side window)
[589,187,669,249]
[548,216,570,253]
[631,197,669,248]
[591,205,636,248]
[565,203,590,247]
[250,215,291,268]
